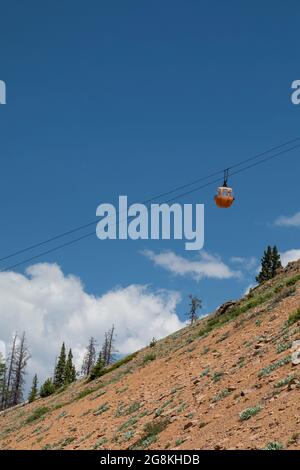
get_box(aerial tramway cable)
[1,138,300,271]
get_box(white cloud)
[243,284,255,296]
[0,263,184,385]
[274,211,300,227]
[0,340,5,357]
[280,249,300,267]
[230,256,257,271]
[142,250,241,280]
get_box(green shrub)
[264,441,284,450]
[94,402,109,416]
[93,437,107,449]
[239,405,262,421]
[274,374,295,389]
[117,417,138,432]
[285,274,300,287]
[258,355,291,377]
[149,338,157,348]
[200,367,210,377]
[198,289,274,338]
[143,353,156,364]
[26,407,50,424]
[75,387,95,400]
[212,371,224,383]
[288,433,299,445]
[89,352,137,381]
[212,388,231,402]
[276,341,292,354]
[130,418,169,449]
[126,402,141,415]
[286,307,300,326]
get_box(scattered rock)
[214,301,237,318]
[183,420,197,430]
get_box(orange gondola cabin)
[214,170,235,208]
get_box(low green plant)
[143,353,156,364]
[286,307,300,326]
[285,274,300,287]
[149,338,157,348]
[212,371,224,383]
[26,407,50,424]
[212,388,231,402]
[276,341,292,354]
[264,441,284,450]
[199,421,207,428]
[200,367,210,378]
[216,332,229,343]
[118,417,138,432]
[155,398,173,417]
[89,352,137,381]
[258,355,291,377]
[201,346,210,355]
[124,430,135,441]
[239,405,262,421]
[288,432,299,446]
[75,387,95,400]
[274,374,295,389]
[130,418,169,449]
[94,402,109,416]
[175,438,184,446]
[93,437,107,449]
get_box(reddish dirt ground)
[1,260,300,450]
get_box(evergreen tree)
[271,246,282,277]
[54,342,66,389]
[256,245,282,284]
[89,351,105,380]
[28,374,38,403]
[187,295,202,324]
[40,378,55,397]
[64,349,76,384]
[81,337,97,376]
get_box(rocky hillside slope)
[1,260,300,450]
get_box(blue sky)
[0,1,299,380]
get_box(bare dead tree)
[3,332,18,409]
[0,352,6,410]
[102,325,115,366]
[187,295,202,325]
[11,332,30,406]
[81,337,97,376]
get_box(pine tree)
[81,337,97,376]
[64,349,76,384]
[40,378,55,397]
[54,342,66,389]
[271,246,282,277]
[187,295,202,324]
[11,332,30,406]
[89,351,105,380]
[256,245,282,284]
[28,374,38,403]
